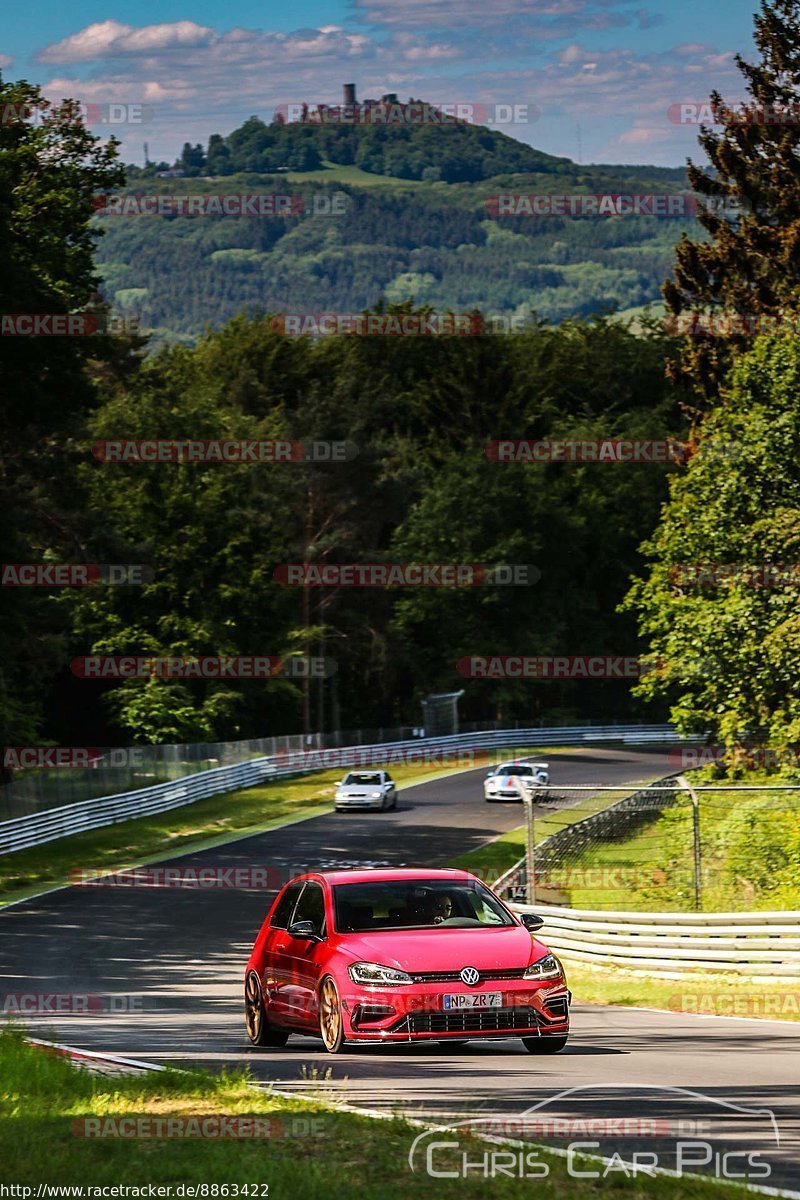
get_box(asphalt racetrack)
[2,746,798,1193]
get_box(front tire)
[319,976,348,1053]
[521,1034,568,1054]
[245,971,289,1047]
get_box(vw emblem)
[460,966,480,986]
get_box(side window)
[270,882,303,929]
[292,882,326,937]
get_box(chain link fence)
[495,777,800,913]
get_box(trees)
[625,336,800,749]
[664,0,800,401]
[0,77,124,749]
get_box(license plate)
[443,992,503,1010]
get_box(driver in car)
[427,893,454,923]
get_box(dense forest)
[4,0,800,762]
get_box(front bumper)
[335,796,385,810]
[339,978,570,1042]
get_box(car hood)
[334,925,546,971]
[337,784,383,795]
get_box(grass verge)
[0,1027,727,1197]
[562,960,800,1023]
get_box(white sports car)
[484,760,549,802]
[335,770,398,811]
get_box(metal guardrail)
[509,902,800,978]
[0,723,688,856]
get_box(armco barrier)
[0,723,689,856]
[510,903,800,979]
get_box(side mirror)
[520,913,544,933]
[334,780,343,787]
[288,919,321,940]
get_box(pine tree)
[664,0,800,403]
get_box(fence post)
[523,785,536,905]
[678,775,702,911]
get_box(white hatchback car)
[484,760,549,801]
[335,770,398,812]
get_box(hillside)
[98,107,692,343]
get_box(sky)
[1,0,760,167]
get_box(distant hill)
[139,99,577,183]
[101,104,693,344]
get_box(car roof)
[497,759,547,768]
[288,867,476,886]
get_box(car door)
[281,881,328,1028]
[260,882,303,1022]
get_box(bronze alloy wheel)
[245,971,288,1047]
[319,976,347,1053]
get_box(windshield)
[496,764,533,776]
[342,772,383,785]
[333,879,514,932]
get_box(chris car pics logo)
[407,1086,779,1184]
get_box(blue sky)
[2,0,758,165]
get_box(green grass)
[0,746,554,906]
[273,160,422,187]
[0,1027,729,1196]
[563,961,800,1022]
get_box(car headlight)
[524,953,562,980]
[370,792,383,799]
[348,962,413,986]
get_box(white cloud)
[37,21,218,64]
[31,18,745,167]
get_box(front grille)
[408,968,528,983]
[393,1006,539,1035]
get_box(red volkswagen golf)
[244,867,570,1053]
